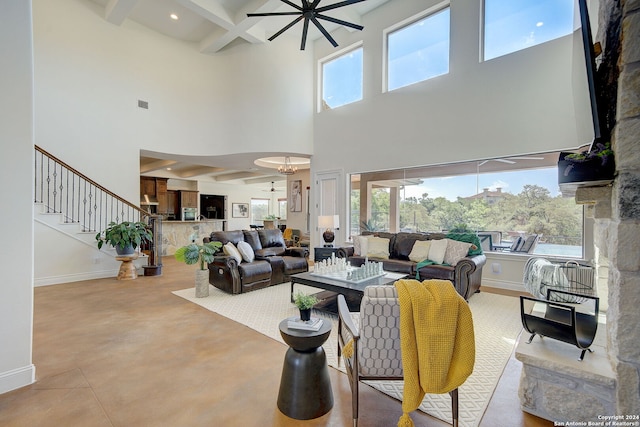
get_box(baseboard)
[481,278,525,293]
[0,364,35,394]
[34,270,118,287]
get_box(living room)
[2,0,639,423]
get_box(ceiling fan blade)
[268,15,305,42]
[311,16,338,47]
[316,13,364,31]
[300,17,310,50]
[315,0,367,14]
[280,0,303,11]
[247,12,301,17]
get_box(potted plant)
[95,221,153,255]
[558,141,615,184]
[293,291,318,321]
[174,241,222,298]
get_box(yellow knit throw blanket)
[394,279,475,427]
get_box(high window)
[320,44,363,110]
[386,5,450,92]
[348,153,585,258]
[483,0,574,61]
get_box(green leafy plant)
[292,291,318,310]
[264,214,278,220]
[564,142,614,165]
[174,241,223,270]
[95,221,153,251]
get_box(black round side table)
[277,318,333,420]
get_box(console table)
[314,246,342,262]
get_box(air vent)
[138,100,149,109]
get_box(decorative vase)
[195,269,209,298]
[299,308,311,321]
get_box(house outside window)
[250,198,269,224]
[348,155,584,258]
[386,4,451,91]
[320,43,363,110]
[483,0,574,61]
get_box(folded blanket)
[395,279,475,427]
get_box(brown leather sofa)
[338,231,486,300]
[204,229,309,294]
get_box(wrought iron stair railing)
[34,145,149,234]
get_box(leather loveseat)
[204,229,309,294]
[338,231,486,300]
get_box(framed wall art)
[289,180,302,212]
[232,203,249,218]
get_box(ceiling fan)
[247,0,366,50]
[477,156,544,167]
[263,182,284,193]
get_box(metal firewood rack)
[520,289,599,361]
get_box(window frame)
[382,1,451,93]
[318,41,364,112]
[346,153,589,260]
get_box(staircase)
[33,145,158,286]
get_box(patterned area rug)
[172,283,522,427]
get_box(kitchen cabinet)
[156,179,168,213]
[179,190,198,208]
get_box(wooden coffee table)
[290,270,407,312]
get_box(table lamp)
[318,215,339,247]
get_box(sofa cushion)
[380,259,414,275]
[211,230,245,247]
[408,240,432,262]
[237,260,272,282]
[394,232,430,260]
[417,265,455,281]
[255,247,286,257]
[367,237,390,259]
[258,229,287,248]
[223,242,242,264]
[444,239,473,266]
[243,230,262,251]
[237,241,255,263]
[428,239,448,264]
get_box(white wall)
[312,0,592,173]
[32,0,314,206]
[0,0,36,393]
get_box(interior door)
[315,170,343,247]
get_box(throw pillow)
[408,240,432,262]
[444,239,473,266]
[223,242,242,264]
[427,239,448,264]
[236,241,255,263]
[353,235,369,257]
[366,236,390,259]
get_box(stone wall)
[607,0,640,415]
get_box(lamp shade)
[318,215,339,230]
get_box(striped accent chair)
[337,285,460,427]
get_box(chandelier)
[278,157,298,175]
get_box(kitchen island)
[162,219,226,255]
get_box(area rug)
[172,284,523,427]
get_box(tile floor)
[0,257,553,427]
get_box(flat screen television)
[578,0,602,148]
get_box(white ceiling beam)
[177,0,234,28]
[174,166,225,178]
[244,176,287,185]
[104,0,139,26]
[214,171,264,181]
[139,159,177,174]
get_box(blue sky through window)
[484,0,574,60]
[322,47,363,109]
[388,7,450,91]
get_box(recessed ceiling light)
[170,13,179,20]
[536,21,544,27]
[166,167,172,171]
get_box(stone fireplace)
[516,0,640,421]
